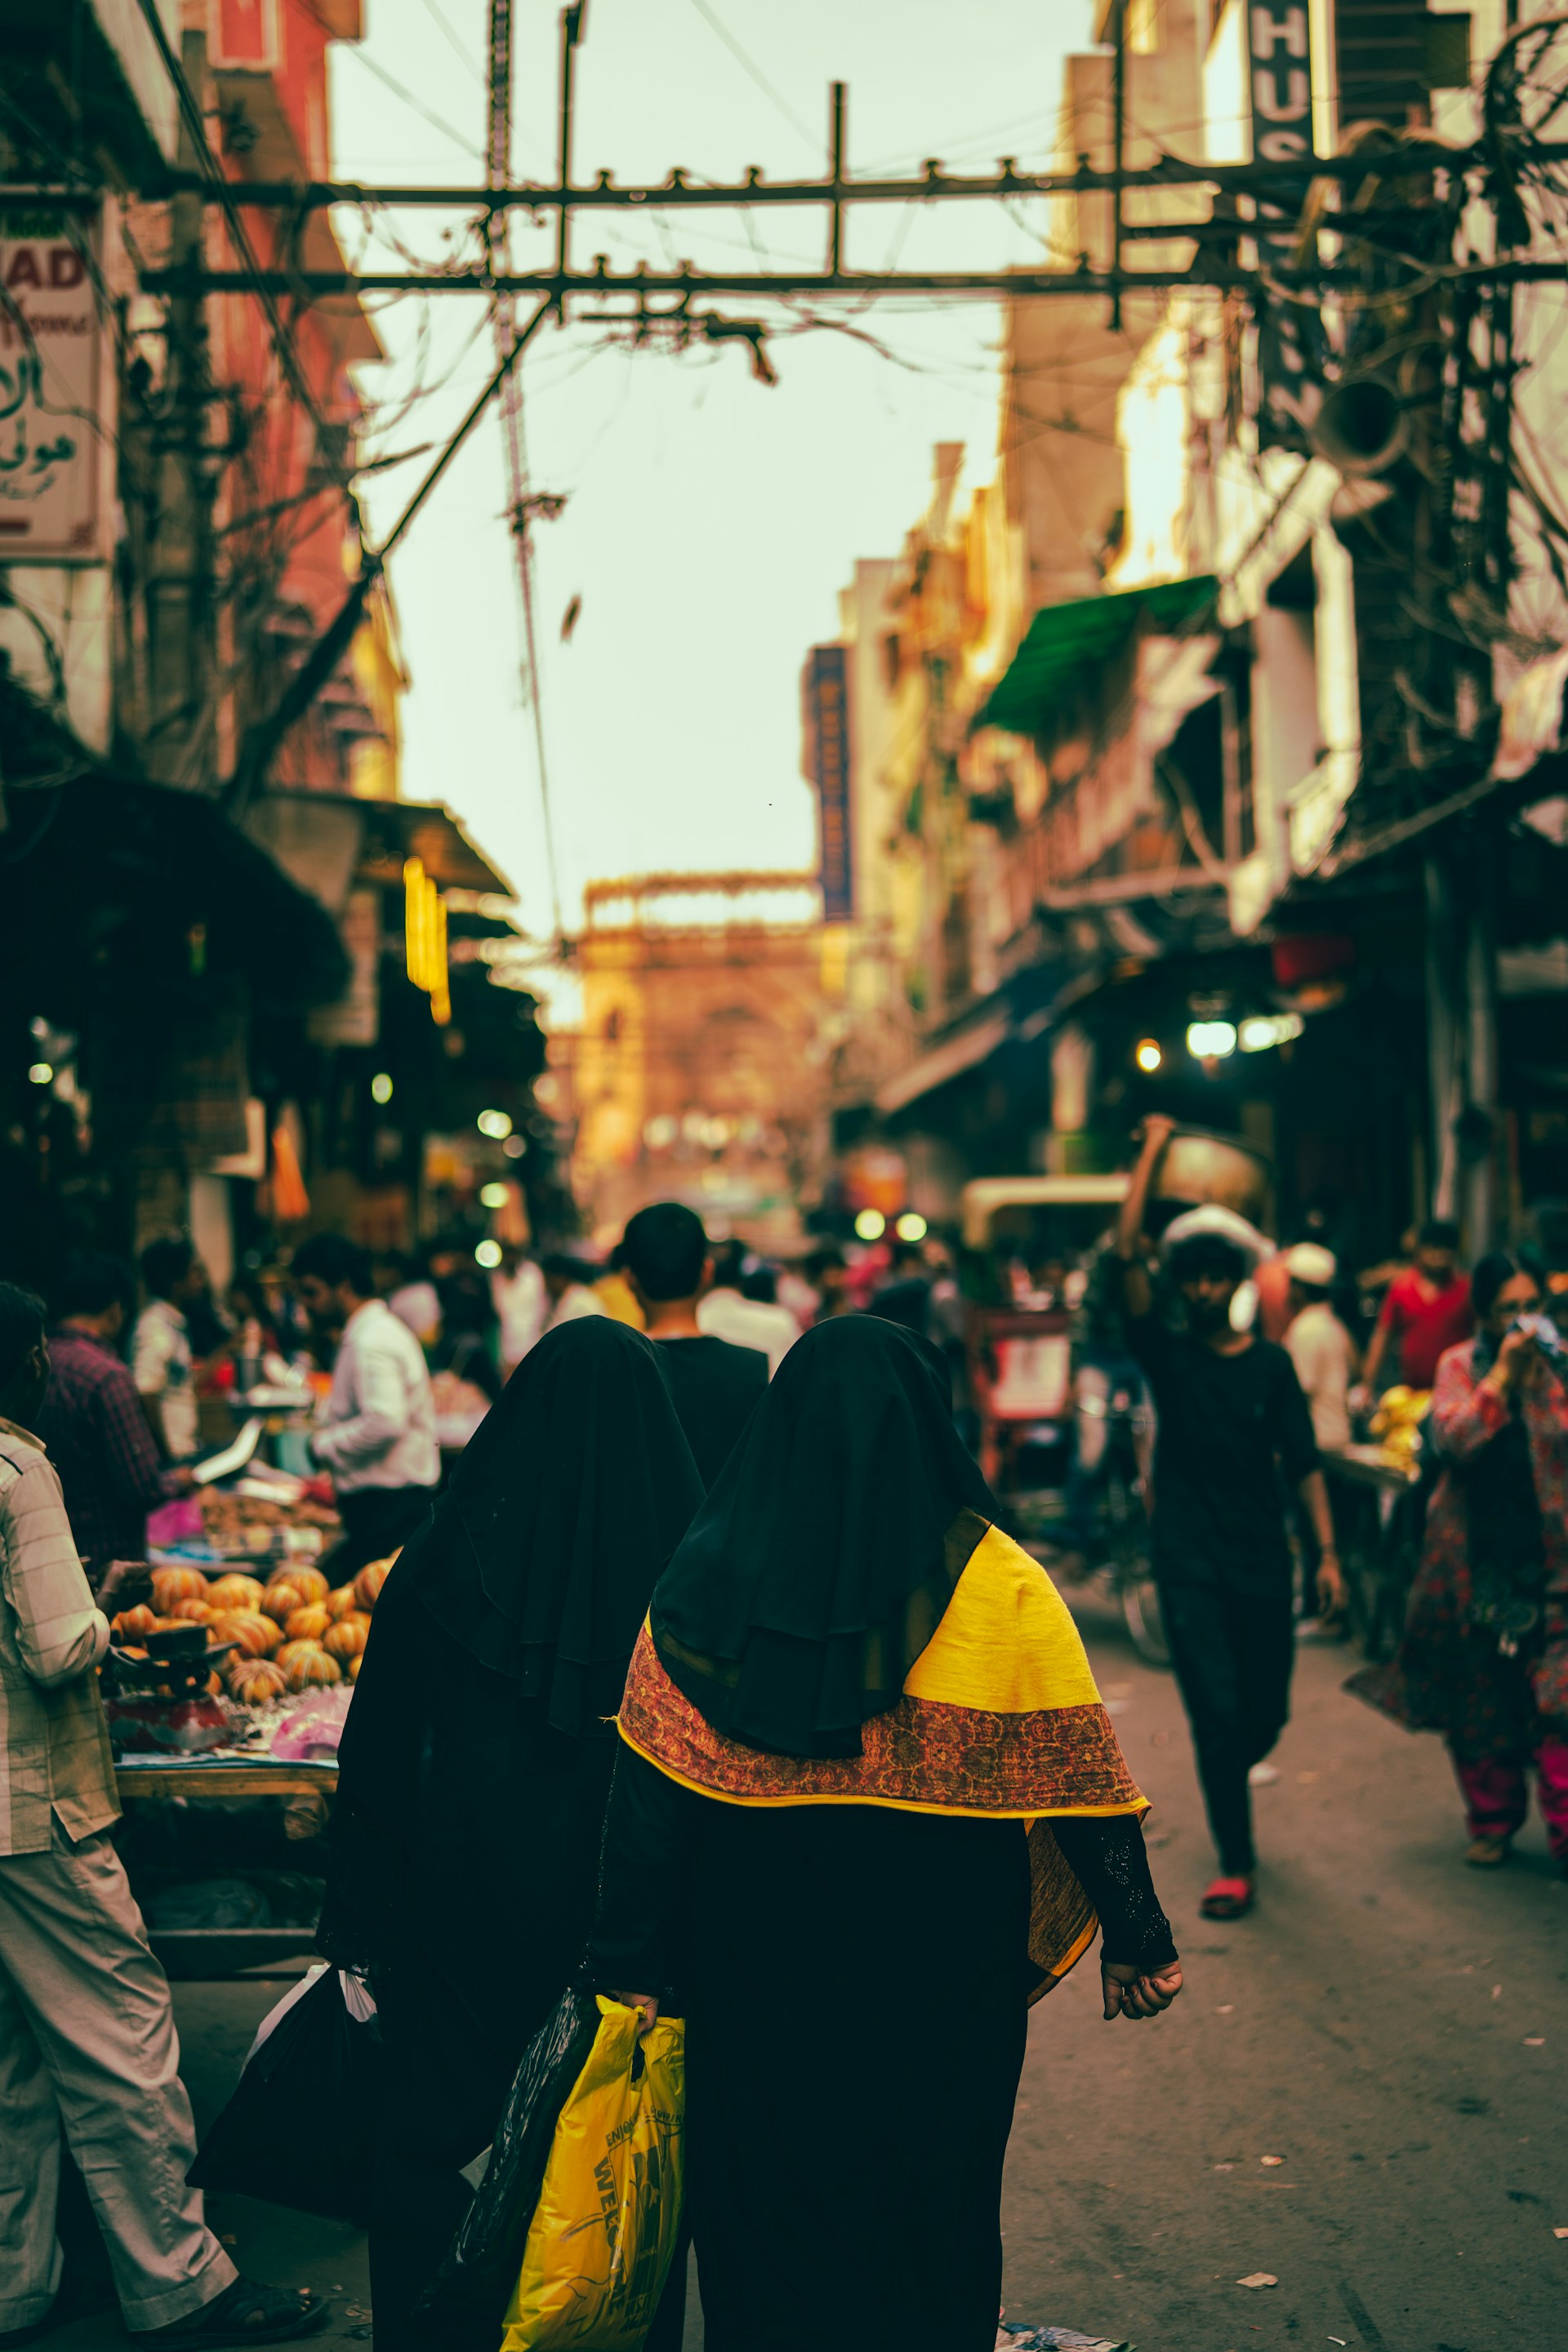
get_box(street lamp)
[370,1071,394,1104]
[1134,1038,1162,1072]
[477,1107,513,1139]
[854,1208,887,1241]
[479,1182,509,1209]
[895,1211,928,1241]
[474,1239,502,1269]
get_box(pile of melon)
[141,1554,394,1706]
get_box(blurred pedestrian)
[317,1319,702,2352]
[592,1241,646,1330]
[1283,1243,1358,1453]
[589,1316,1181,2352]
[430,1270,504,1409]
[539,1252,608,1332]
[1361,1219,1472,1398]
[379,1253,442,1351]
[489,1243,546,1376]
[35,1254,192,1588]
[697,1240,799,1375]
[866,1238,933,1337]
[0,1283,326,2346]
[131,1237,207,1466]
[1352,1250,1568,1871]
[1115,1116,1346,1919]
[621,1203,767,1486]
[292,1236,439,1575]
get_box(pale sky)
[329,0,1098,958]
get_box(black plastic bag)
[189,1964,382,2225]
[418,1982,599,2329]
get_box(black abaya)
[590,1748,1174,2352]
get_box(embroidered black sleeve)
[1052,1813,1178,1970]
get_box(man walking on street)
[36,1254,192,1588]
[1361,1219,1472,1396]
[621,1204,768,1486]
[0,1282,324,2346]
[1114,1116,1347,1920]
[292,1236,439,1575]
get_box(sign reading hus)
[1245,4,1321,450]
[0,199,104,559]
[803,643,853,923]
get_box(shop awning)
[875,1011,1012,1116]
[259,791,514,897]
[976,575,1219,738]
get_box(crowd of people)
[0,1161,1563,2348]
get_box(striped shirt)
[37,1326,181,1579]
[0,1419,118,1855]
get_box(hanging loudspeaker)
[1309,373,1407,478]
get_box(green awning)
[976,574,1219,738]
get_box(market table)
[114,1754,340,1976]
[116,1762,338,1800]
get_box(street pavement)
[47,1579,1564,2352]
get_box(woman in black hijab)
[316,1317,703,2352]
[589,1315,1182,2352]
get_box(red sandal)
[1200,1875,1254,1920]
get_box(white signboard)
[0,198,104,562]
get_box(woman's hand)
[611,1992,659,2036]
[1101,1958,1183,2021]
[1490,1325,1539,1392]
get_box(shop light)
[895,1211,928,1242]
[854,1208,887,1241]
[474,1239,503,1269]
[477,1107,513,1140]
[1186,1020,1237,1060]
[1237,1011,1305,1054]
[479,1181,509,1209]
[370,1071,394,1105]
[502,1134,527,1159]
[1134,1038,1162,1073]
[27,1062,53,1085]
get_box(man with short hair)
[132,1237,208,1465]
[1361,1218,1472,1396]
[1116,1116,1346,1922]
[36,1254,191,1587]
[292,1234,439,1575]
[0,1283,324,2346]
[622,1205,767,1487]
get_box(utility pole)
[487,0,565,940]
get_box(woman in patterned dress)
[1352,1250,1568,1868]
[587,1315,1183,2352]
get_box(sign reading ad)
[0,199,104,561]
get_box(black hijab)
[649,1314,996,1759]
[406,1315,704,1735]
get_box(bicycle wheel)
[1106,1463,1169,1668]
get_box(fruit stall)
[103,1469,394,1976]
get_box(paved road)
[49,1581,1564,2352]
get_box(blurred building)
[811,0,1568,1269]
[0,0,529,1290]
[563,873,836,1244]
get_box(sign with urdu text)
[0,198,104,560]
[804,644,853,923]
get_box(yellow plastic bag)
[499,1998,684,2351]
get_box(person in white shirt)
[0,1282,325,2345]
[292,1235,440,1575]
[491,1246,548,1374]
[1282,1242,1358,1452]
[696,1242,800,1378]
[131,1236,207,1463]
[540,1254,609,1335]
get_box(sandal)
[1200,1874,1255,1920]
[137,2280,330,2345]
[1464,1834,1512,1869]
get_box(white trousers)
[0,1819,237,2332]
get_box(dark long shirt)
[652,1336,767,1489]
[38,1327,182,1581]
[1125,1309,1318,1584]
